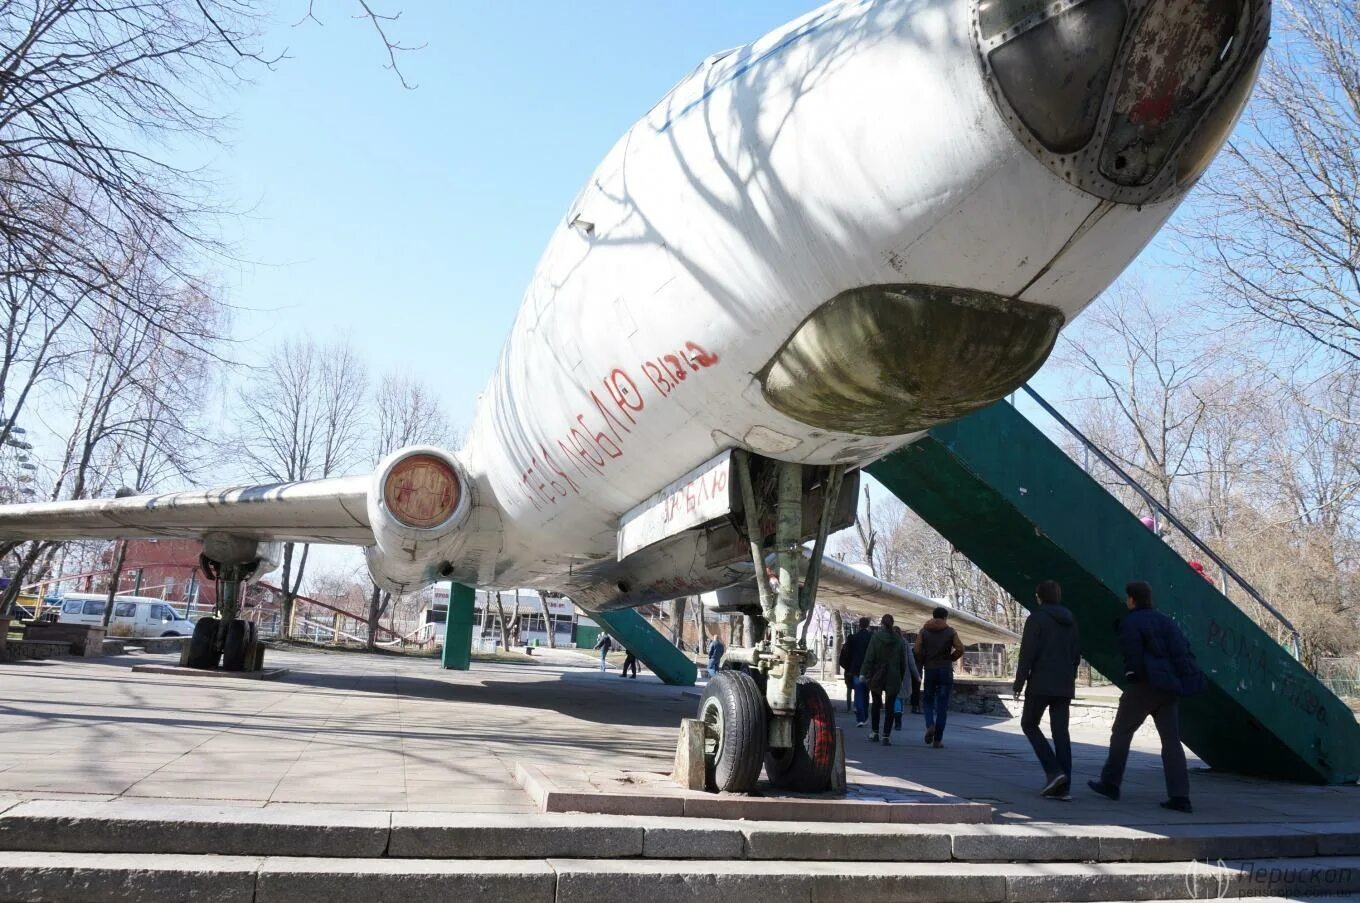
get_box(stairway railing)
[1018,384,1303,660]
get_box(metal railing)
[1018,384,1304,659]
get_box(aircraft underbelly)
[461,0,1185,594]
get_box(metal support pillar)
[442,582,476,670]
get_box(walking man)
[916,606,964,748]
[621,647,639,678]
[860,614,905,745]
[838,616,873,725]
[1089,581,1204,813]
[1013,580,1081,800]
[593,632,613,672]
[707,633,725,675]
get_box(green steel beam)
[591,608,697,686]
[868,400,1360,785]
[441,583,475,671]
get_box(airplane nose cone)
[976,0,1270,204]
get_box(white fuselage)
[451,0,1203,602]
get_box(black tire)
[697,670,767,793]
[221,619,249,671]
[187,617,220,669]
[765,677,837,792]
[160,631,177,638]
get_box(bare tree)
[855,485,879,577]
[537,592,556,649]
[1185,0,1360,372]
[1058,283,1222,511]
[237,337,368,637]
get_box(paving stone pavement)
[0,647,1355,826]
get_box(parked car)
[56,593,195,638]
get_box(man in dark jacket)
[915,607,965,748]
[838,617,873,724]
[1013,580,1081,800]
[1089,581,1201,813]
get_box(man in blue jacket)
[838,617,873,725]
[1089,581,1203,813]
[1013,580,1081,800]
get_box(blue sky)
[200,1,1212,583]
[218,1,826,434]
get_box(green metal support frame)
[591,608,697,687]
[867,400,1360,785]
[441,582,476,671]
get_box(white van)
[56,593,196,638]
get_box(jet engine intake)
[365,446,472,594]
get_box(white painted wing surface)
[813,554,1019,647]
[0,475,373,545]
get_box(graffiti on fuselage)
[516,340,721,511]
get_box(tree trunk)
[509,596,521,647]
[0,543,46,618]
[538,593,556,649]
[494,591,509,650]
[366,585,382,650]
[102,541,130,628]
[667,596,687,647]
[691,595,704,651]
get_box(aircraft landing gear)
[184,535,277,671]
[698,453,846,793]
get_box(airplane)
[0,0,1269,794]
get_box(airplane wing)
[0,476,373,546]
[708,550,1020,647]
[811,554,1019,646]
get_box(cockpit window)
[977,0,1058,40]
[1099,0,1243,185]
[986,0,1128,154]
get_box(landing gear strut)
[185,534,277,671]
[699,453,846,793]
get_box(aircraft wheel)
[187,617,220,670]
[221,619,249,671]
[698,670,766,793]
[764,677,836,792]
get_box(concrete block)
[554,859,1008,903]
[743,824,951,862]
[950,825,1101,862]
[683,795,891,823]
[389,812,642,858]
[1002,861,1212,903]
[256,857,556,903]
[670,719,706,791]
[552,858,812,903]
[1289,821,1360,856]
[0,851,259,903]
[807,862,1009,902]
[641,823,746,859]
[1108,823,1319,862]
[888,801,992,824]
[0,800,389,857]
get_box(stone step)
[1,801,1357,865]
[1,851,1358,902]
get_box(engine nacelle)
[365,446,471,594]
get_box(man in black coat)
[1089,581,1203,813]
[838,617,873,725]
[1013,580,1082,800]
